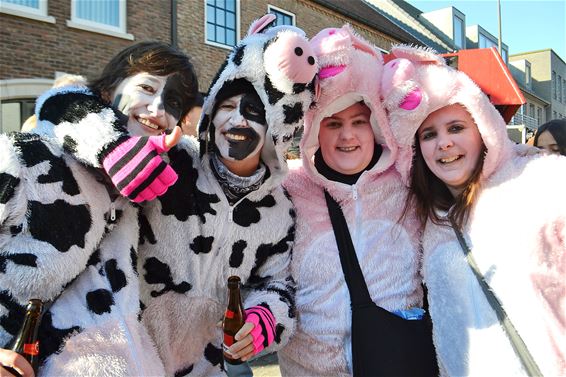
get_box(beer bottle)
[222,276,245,365]
[4,299,44,376]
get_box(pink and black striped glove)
[244,306,276,355]
[102,134,177,203]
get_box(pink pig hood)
[301,25,397,187]
[381,44,514,185]
[199,14,317,182]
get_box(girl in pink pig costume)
[382,45,566,376]
[278,26,432,376]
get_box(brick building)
[0,0,421,133]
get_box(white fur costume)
[382,45,566,376]
[136,16,317,376]
[0,87,164,376]
[278,27,424,376]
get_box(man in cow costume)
[136,15,317,375]
[0,42,198,375]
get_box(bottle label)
[23,341,39,356]
[223,333,234,348]
[224,309,234,319]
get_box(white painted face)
[417,104,484,197]
[212,93,267,162]
[111,72,185,136]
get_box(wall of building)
[0,0,172,81]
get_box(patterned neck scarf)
[211,153,267,205]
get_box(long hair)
[401,135,487,231]
[89,41,199,119]
[534,118,566,156]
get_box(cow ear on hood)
[247,13,276,35]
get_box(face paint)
[162,73,189,120]
[111,72,180,136]
[213,93,267,161]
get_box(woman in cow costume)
[0,41,198,375]
[134,15,317,376]
[278,26,435,376]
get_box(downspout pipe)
[171,0,178,48]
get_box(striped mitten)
[102,135,177,203]
[244,306,276,355]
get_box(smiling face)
[111,72,185,136]
[212,92,267,165]
[318,102,375,175]
[418,104,484,197]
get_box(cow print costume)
[0,90,165,376]
[137,17,317,376]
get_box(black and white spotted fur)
[0,118,164,374]
[138,21,315,376]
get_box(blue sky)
[406,0,565,60]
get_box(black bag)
[325,191,438,377]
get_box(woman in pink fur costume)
[278,27,435,376]
[382,45,566,376]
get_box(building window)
[478,33,496,49]
[453,15,464,49]
[1,99,35,133]
[525,64,531,87]
[552,71,557,99]
[206,0,238,48]
[529,104,535,118]
[501,48,508,63]
[559,75,563,102]
[0,0,55,22]
[69,0,127,34]
[537,107,542,125]
[268,5,295,26]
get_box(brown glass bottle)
[222,276,246,365]
[4,299,44,376]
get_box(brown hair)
[401,134,487,232]
[89,41,199,119]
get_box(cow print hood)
[198,14,318,188]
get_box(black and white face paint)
[213,92,267,161]
[111,72,187,136]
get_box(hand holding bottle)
[226,306,276,362]
[0,349,34,377]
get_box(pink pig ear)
[391,45,445,65]
[247,14,276,35]
[342,24,379,58]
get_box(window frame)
[204,0,240,50]
[0,0,55,23]
[66,0,133,40]
[267,4,296,27]
[453,14,465,49]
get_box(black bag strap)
[450,220,543,377]
[324,190,373,307]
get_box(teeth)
[440,156,459,163]
[139,118,159,130]
[226,133,246,141]
[339,146,357,152]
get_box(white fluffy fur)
[278,27,423,376]
[0,134,164,375]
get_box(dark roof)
[311,0,424,46]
